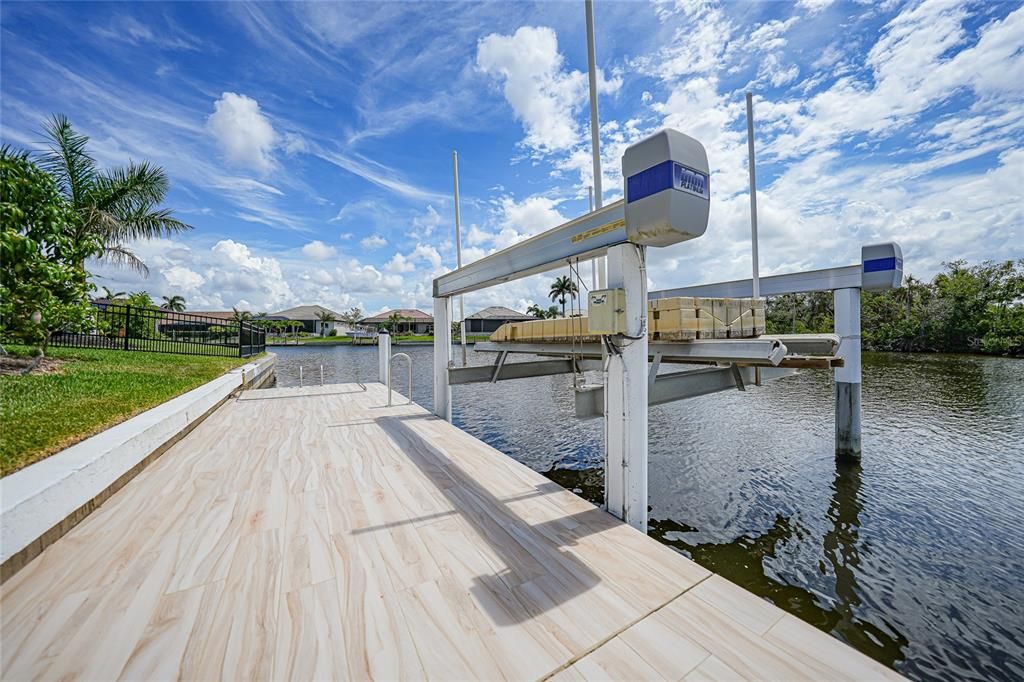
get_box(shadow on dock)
[358,414,629,626]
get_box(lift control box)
[623,129,710,248]
[861,242,903,291]
[588,288,627,335]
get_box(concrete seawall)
[0,352,276,580]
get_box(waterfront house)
[361,309,434,335]
[271,304,349,336]
[464,305,537,333]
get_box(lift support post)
[604,243,650,531]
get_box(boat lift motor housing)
[623,130,711,248]
[861,242,903,291]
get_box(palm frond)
[106,206,193,243]
[91,161,169,213]
[39,114,97,207]
[100,244,150,277]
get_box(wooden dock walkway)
[1,383,901,680]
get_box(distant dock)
[0,382,901,680]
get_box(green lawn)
[0,346,251,476]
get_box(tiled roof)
[465,306,535,320]
[361,308,433,323]
[271,305,344,320]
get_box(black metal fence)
[50,305,266,358]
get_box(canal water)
[267,344,1024,681]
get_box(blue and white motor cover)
[622,129,710,248]
[861,242,904,291]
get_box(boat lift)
[416,128,903,532]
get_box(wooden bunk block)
[652,296,696,312]
[753,308,766,336]
[654,309,697,332]
[726,301,743,328]
[711,300,729,338]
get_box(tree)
[525,304,546,318]
[101,286,126,301]
[316,310,337,337]
[40,114,192,274]
[765,259,1023,356]
[384,311,408,334]
[0,147,99,365]
[545,305,560,319]
[548,275,579,317]
[161,294,186,311]
[340,306,364,325]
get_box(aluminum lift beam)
[448,358,602,385]
[574,365,797,419]
[650,241,903,300]
[474,337,789,367]
[434,201,626,298]
[651,265,863,299]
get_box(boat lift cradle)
[429,128,904,530]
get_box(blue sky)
[2,0,1021,315]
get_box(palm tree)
[40,115,192,274]
[161,295,186,311]
[548,275,579,317]
[316,310,337,336]
[101,286,126,301]
[231,307,252,325]
[386,311,408,334]
[525,304,546,318]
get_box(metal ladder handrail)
[387,352,413,406]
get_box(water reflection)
[546,463,909,669]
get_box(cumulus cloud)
[206,92,277,173]
[163,265,205,292]
[385,243,444,274]
[411,205,443,237]
[476,26,587,153]
[301,240,337,261]
[360,234,387,250]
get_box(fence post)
[124,305,131,351]
[238,323,244,357]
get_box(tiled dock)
[1,383,902,680]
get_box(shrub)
[0,147,99,356]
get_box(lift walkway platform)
[1,383,900,681]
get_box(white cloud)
[797,0,836,13]
[767,3,1024,160]
[282,131,308,155]
[163,265,205,292]
[206,92,277,173]
[385,243,444,274]
[210,239,293,306]
[360,234,387,250]
[412,205,443,237]
[476,26,587,153]
[301,240,337,261]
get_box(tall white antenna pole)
[745,92,760,300]
[589,185,597,290]
[452,150,467,364]
[585,0,606,289]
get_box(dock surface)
[1,383,900,680]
